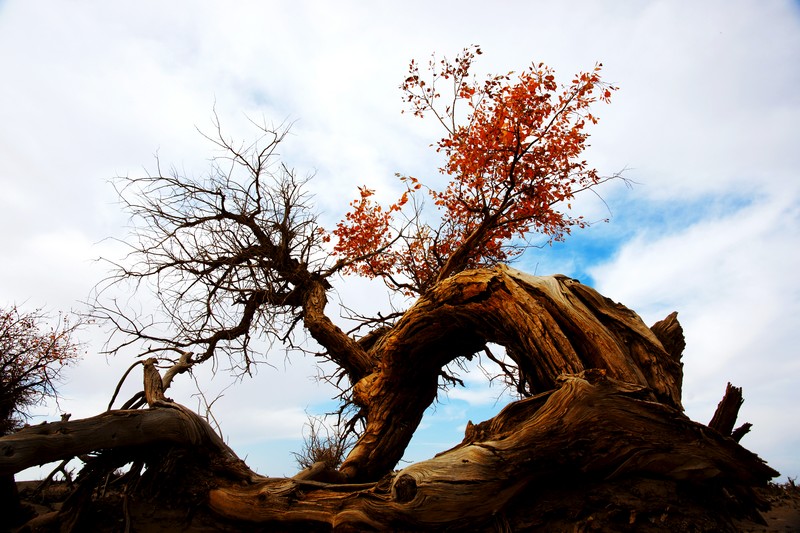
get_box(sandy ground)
[735,484,800,532]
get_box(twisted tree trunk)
[0,267,779,531]
[341,266,683,481]
[210,371,775,530]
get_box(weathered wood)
[650,311,685,396]
[709,382,745,436]
[143,357,167,406]
[341,266,683,481]
[301,278,373,383]
[650,311,686,361]
[2,266,778,531]
[208,372,777,530]
[732,422,753,442]
[0,406,227,476]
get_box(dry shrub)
[293,415,355,471]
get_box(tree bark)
[143,357,167,405]
[709,382,746,437]
[209,372,777,530]
[731,422,753,442]
[0,404,238,477]
[341,266,683,481]
[0,267,779,531]
[301,277,373,382]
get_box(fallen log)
[208,371,777,531]
[0,404,236,477]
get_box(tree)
[0,48,777,531]
[0,306,81,523]
[0,306,81,433]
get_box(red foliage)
[0,306,81,434]
[333,46,616,295]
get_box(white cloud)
[590,192,800,476]
[585,2,800,200]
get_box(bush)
[293,415,355,471]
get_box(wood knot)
[393,474,417,503]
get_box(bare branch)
[91,118,368,387]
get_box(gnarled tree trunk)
[341,266,683,481]
[0,268,778,531]
[210,371,775,530]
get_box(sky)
[1,1,798,481]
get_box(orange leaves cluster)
[332,186,403,279]
[435,55,613,243]
[332,176,445,295]
[333,47,616,295]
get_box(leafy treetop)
[333,46,617,296]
